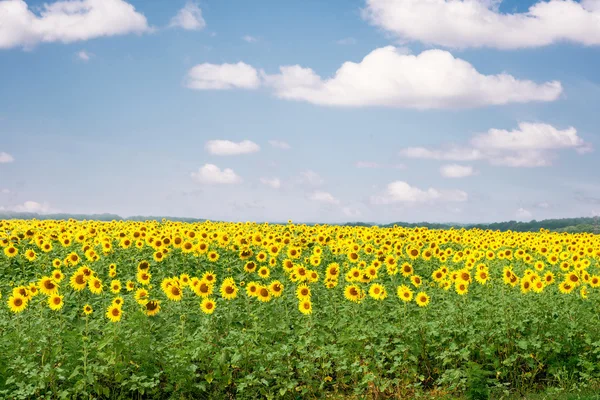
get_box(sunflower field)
[1,219,600,399]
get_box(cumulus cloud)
[77,50,92,61]
[0,0,150,50]
[440,164,475,178]
[260,177,281,189]
[363,0,600,49]
[400,122,591,168]
[268,140,291,150]
[169,1,205,31]
[371,181,468,204]
[0,152,14,163]
[185,62,260,90]
[13,201,51,214]
[262,47,561,109]
[205,140,260,155]
[309,191,340,205]
[191,164,241,184]
[185,47,561,109]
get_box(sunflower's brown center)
[111,308,120,317]
[14,298,23,306]
[225,286,234,294]
[205,302,214,310]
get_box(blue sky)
[1,0,600,223]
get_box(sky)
[1,0,600,224]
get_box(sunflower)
[88,277,103,294]
[106,305,122,322]
[145,300,161,316]
[475,270,489,285]
[110,280,122,294]
[298,299,312,315]
[455,281,469,295]
[194,280,214,298]
[590,275,600,288]
[401,263,414,277]
[257,286,271,302]
[39,276,59,295]
[24,249,37,261]
[126,281,135,291]
[69,272,87,292]
[326,263,340,279]
[269,280,284,297]
[83,304,93,315]
[415,292,430,307]
[112,296,125,308]
[296,283,311,300]
[8,295,27,313]
[532,280,544,293]
[201,271,217,285]
[220,278,238,300]
[244,261,257,273]
[4,246,18,258]
[207,251,219,262]
[166,284,183,301]
[52,258,62,268]
[344,284,363,303]
[410,275,422,288]
[135,288,149,305]
[136,270,151,285]
[397,285,413,302]
[558,281,575,294]
[245,281,260,297]
[565,272,580,287]
[12,286,30,300]
[257,266,270,279]
[52,269,64,282]
[153,251,165,262]
[368,283,387,300]
[48,294,64,311]
[200,298,216,314]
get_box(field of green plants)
[2,219,600,399]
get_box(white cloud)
[191,164,241,184]
[400,122,591,168]
[363,0,600,49]
[0,0,150,50]
[205,140,260,155]
[335,37,357,45]
[77,50,92,61]
[371,181,468,204]
[440,164,475,178]
[299,170,324,186]
[400,147,483,161]
[355,161,406,169]
[185,62,260,90]
[1,189,10,194]
[262,47,561,109]
[309,191,340,205]
[242,35,257,43]
[169,1,205,31]
[268,140,291,150]
[260,177,281,189]
[516,208,533,220]
[342,206,362,217]
[0,152,14,163]
[471,122,587,151]
[13,201,51,214]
